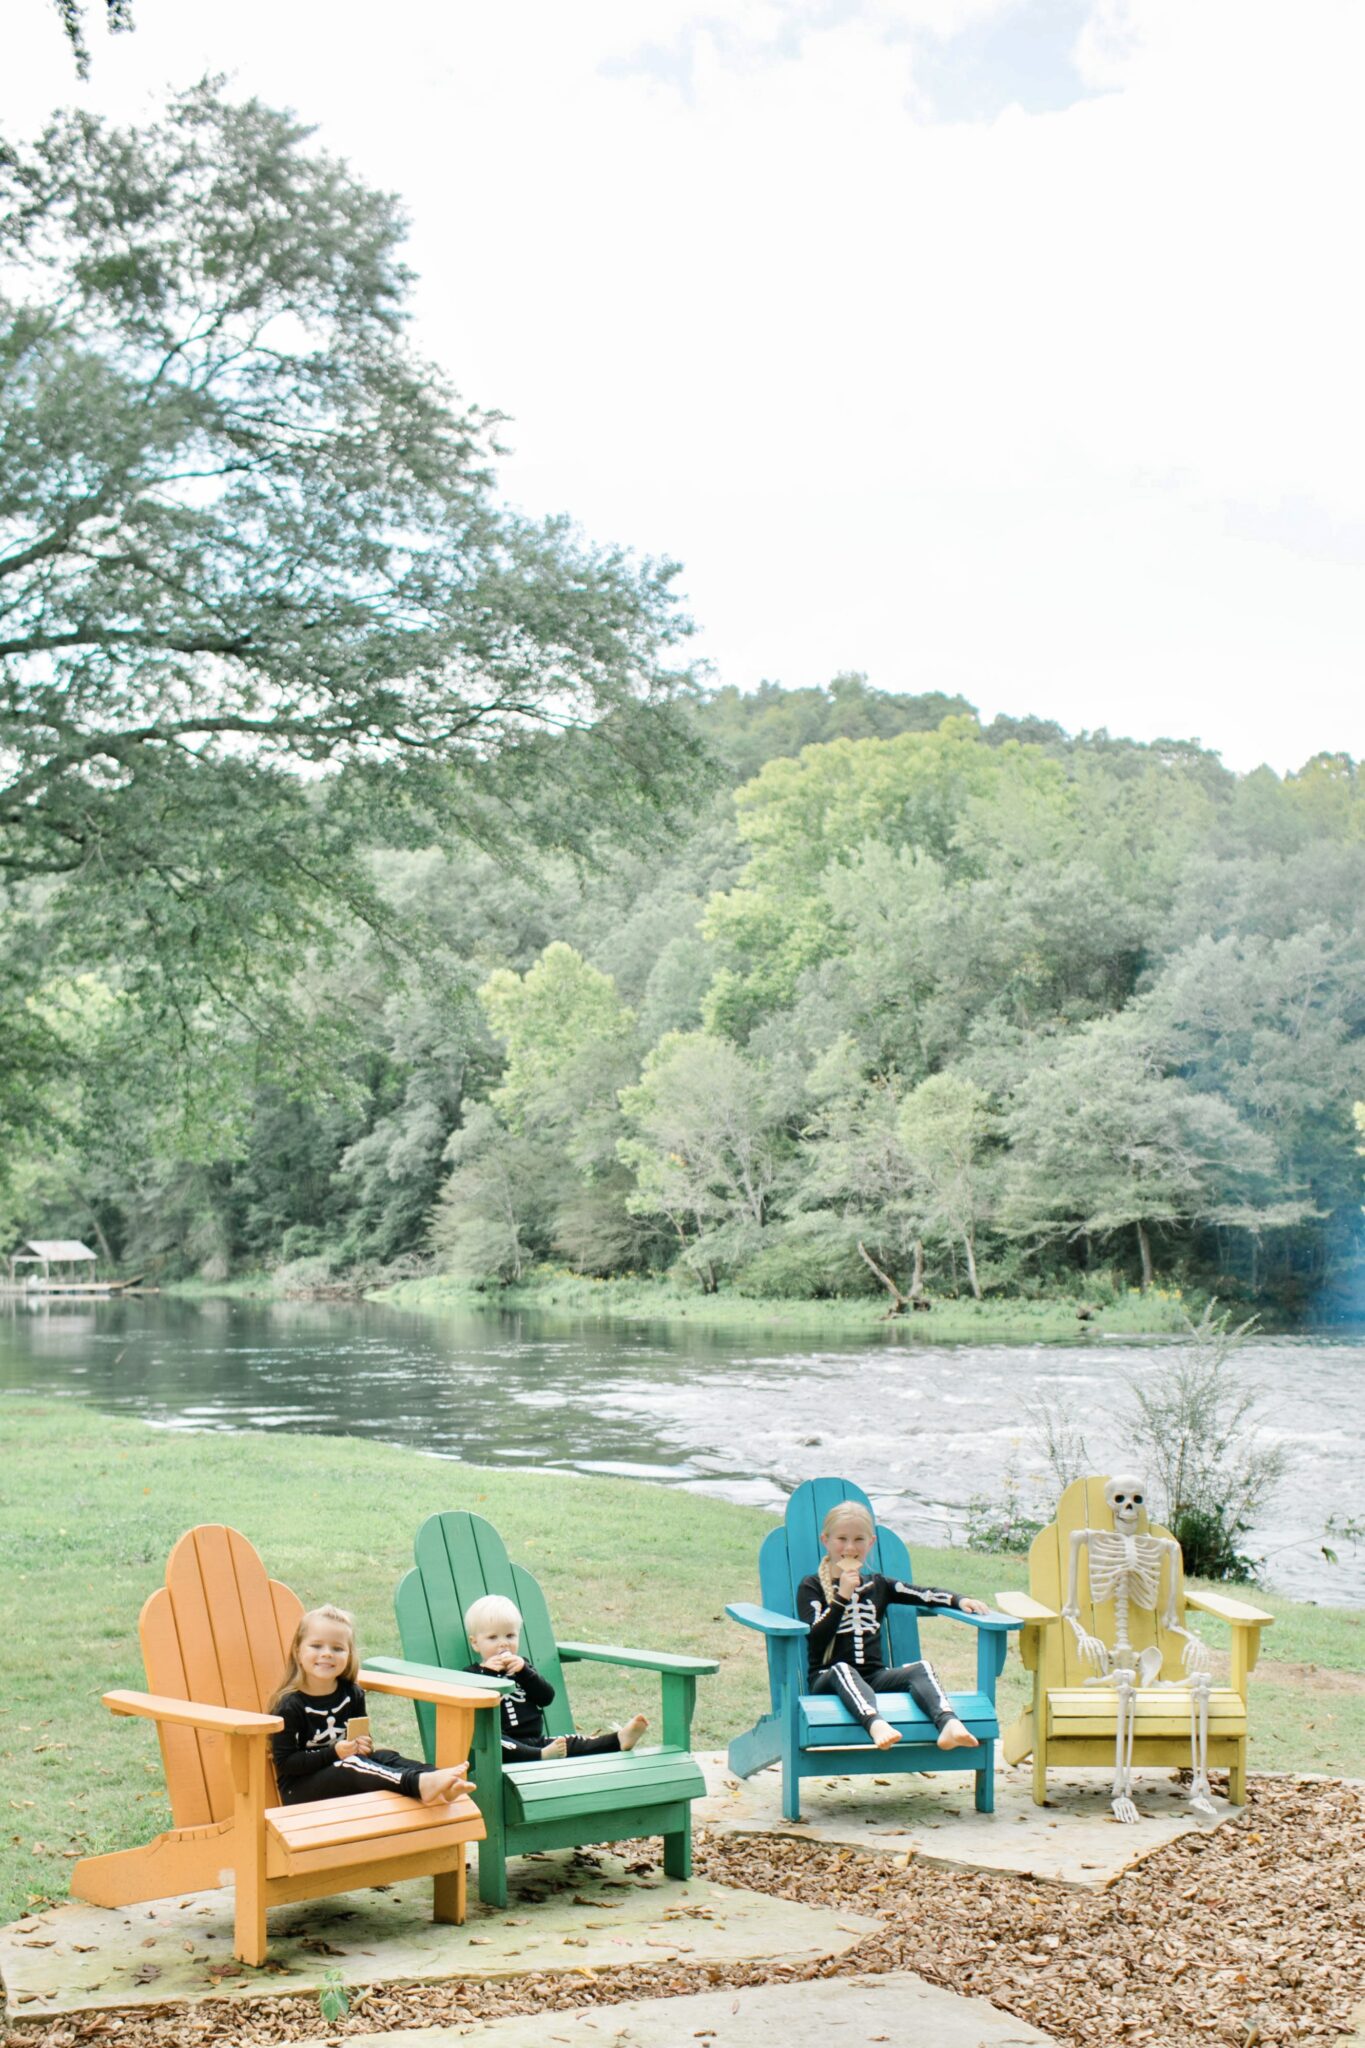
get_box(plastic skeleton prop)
[1062,1475,1217,1824]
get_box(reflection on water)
[2,1293,1361,1605]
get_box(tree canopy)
[0,83,700,1108]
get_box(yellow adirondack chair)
[995,1476,1274,1808]
[70,1526,499,1964]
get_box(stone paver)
[342,1973,1057,2047]
[1338,2001,1365,2046]
[695,1748,1237,1888]
[0,1849,877,2020]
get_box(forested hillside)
[9,674,1363,1315]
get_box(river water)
[2,1293,1360,1606]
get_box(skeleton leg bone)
[1187,1670,1216,1818]
[1110,1669,1139,1824]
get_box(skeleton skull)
[1104,1474,1148,1532]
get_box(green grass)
[3,1401,1358,1926]
[375,1269,1195,1341]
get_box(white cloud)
[2,0,1360,771]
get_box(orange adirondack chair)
[70,1526,499,1965]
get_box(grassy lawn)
[3,1401,1360,1926]
[375,1270,1196,1341]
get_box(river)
[2,1292,1360,1606]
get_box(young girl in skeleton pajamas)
[797,1502,986,1752]
[464,1595,648,1762]
[270,1605,470,1806]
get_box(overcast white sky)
[5,0,1362,773]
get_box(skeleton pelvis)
[1084,1645,1163,1687]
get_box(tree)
[472,942,648,1274]
[480,944,635,1133]
[898,1072,994,1299]
[617,1031,787,1287]
[1004,1014,1303,1288]
[47,0,133,79]
[428,1105,555,1285]
[0,86,700,1072]
[794,1036,927,1306]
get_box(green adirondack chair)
[366,1511,719,1908]
[726,1476,1021,1821]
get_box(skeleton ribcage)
[1086,1533,1162,1607]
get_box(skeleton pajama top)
[465,1660,558,1761]
[796,1572,969,1684]
[271,1679,368,1790]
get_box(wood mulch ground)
[4,1778,1361,2048]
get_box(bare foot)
[618,1714,648,1752]
[541,1736,568,1759]
[936,1718,979,1750]
[869,1718,902,1750]
[418,1766,467,1803]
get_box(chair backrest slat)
[141,1525,302,1824]
[402,1512,575,1754]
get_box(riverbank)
[371,1269,1198,1340]
[4,1401,1361,1927]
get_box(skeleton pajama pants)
[282,1748,433,1803]
[811,1658,958,1734]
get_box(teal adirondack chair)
[366,1511,718,1908]
[726,1477,1021,1820]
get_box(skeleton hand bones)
[1061,1602,1110,1672]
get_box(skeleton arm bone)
[1156,1537,1215,1672]
[1063,1528,1111,1671]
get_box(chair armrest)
[725,1602,809,1638]
[103,1690,283,1735]
[556,1641,720,1676]
[938,1607,1022,1633]
[360,1658,509,1704]
[994,1591,1062,1624]
[1184,1590,1275,1627]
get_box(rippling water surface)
[3,1293,1360,1604]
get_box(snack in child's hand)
[345,1716,371,1741]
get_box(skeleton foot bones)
[1062,1474,1220,1825]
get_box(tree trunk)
[909,1238,926,1301]
[79,1199,115,1266]
[1136,1218,1154,1291]
[858,1240,912,1317]
[963,1232,982,1301]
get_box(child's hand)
[959,1597,990,1615]
[837,1565,862,1598]
[336,1738,357,1760]
[503,1654,525,1675]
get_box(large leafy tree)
[0,84,699,1099]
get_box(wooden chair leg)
[434,1851,466,1925]
[662,1816,691,1882]
[1032,1735,1048,1808]
[780,1748,801,1823]
[974,1745,995,1814]
[233,1875,267,1967]
[477,1837,509,1909]
[229,1733,269,1965]
[1228,1747,1247,1806]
